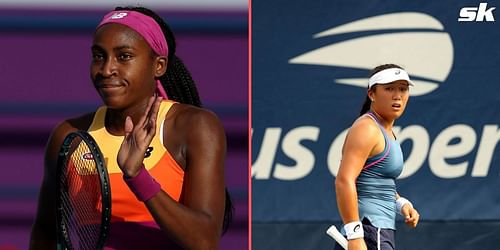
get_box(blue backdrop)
[252,0,500,249]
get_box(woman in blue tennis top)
[335,64,420,250]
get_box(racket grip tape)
[124,164,161,202]
[326,225,348,250]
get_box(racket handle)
[326,225,348,249]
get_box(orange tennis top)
[88,100,185,222]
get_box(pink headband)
[96,10,169,99]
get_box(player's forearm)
[30,179,57,250]
[29,224,56,250]
[29,237,56,250]
[335,177,361,224]
[145,191,221,250]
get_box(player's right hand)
[402,204,420,228]
[348,238,367,250]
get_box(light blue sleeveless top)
[356,112,404,229]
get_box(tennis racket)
[56,131,111,250]
[326,225,348,249]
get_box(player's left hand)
[401,205,419,228]
[117,94,162,178]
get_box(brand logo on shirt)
[144,147,154,158]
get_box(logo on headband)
[110,12,128,19]
[395,70,401,75]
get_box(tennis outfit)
[336,112,404,250]
[88,100,185,249]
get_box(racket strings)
[59,137,104,250]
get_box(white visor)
[368,68,414,89]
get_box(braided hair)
[115,6,233,234]
[359,63,404,116]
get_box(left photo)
[0,1,248,249]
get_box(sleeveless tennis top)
[356,112,404,230]
[88,100,185,249]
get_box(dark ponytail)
[359,95,372,116]
[115,6,233,234]
[163,56,202,107]
[359,63,404,116]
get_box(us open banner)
[252,0,499,247]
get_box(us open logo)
[288,12,454,97]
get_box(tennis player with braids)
[30,6,232,249]
[335,64,420,250]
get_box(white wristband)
[343,221,364,240]
[396,197,413,215]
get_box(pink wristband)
[124,165,161,202]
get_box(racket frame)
[55,130,111,250]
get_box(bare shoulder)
[46,113,95,162]
[168,104,226,163]
[345,115,380,147]
[350,115,379,137]
[171,104,225,135]
[52,113,94,141]
[36,112,95,188]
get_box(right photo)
[251,0,500,249]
